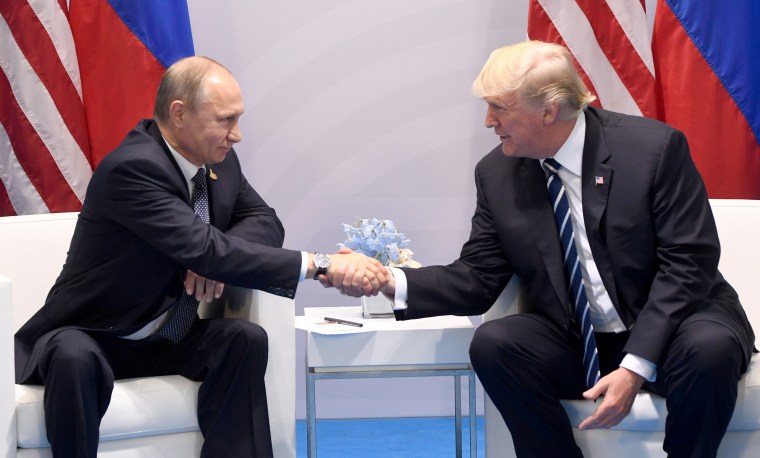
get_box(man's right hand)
[314,248,389,297]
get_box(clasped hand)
[317,248,391,297]
[184,270,224,302]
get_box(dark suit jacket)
[15,119,303,383]
[399,107,754,368]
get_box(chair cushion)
[560,355,760,432]
[16,375,200,448]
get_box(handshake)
[309,248,395,298]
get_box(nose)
[484,106,497,128]
[228,121,242,144]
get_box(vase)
[360,294,395,319]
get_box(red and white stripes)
[528,0,657,118]
[0,0,92,215]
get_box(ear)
[168,100,186,126]
[542,101,561,126]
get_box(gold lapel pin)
[209,169,218,181]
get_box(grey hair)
[153,56,231,122]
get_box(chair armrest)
[483,276,522,322]
[199,287,296,457]
[0,276,17,457]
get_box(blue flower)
[337,218,415,266]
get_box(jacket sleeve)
[401,162,513,319]
[99,154,302,295]
[623,129,721,365]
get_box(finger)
[214,282,225,299]
[583,386,602,402]
[580,396,623,430]
[184,270,198,295]
[338,247,353,254]
[331,264,348,292]
[578,414,598,431]
[340,264,355,291]
[342,264,359,296]
[194,274,207,301]
[578,401,606,430]
[203,280,216,302]
[351,267,367,297]
[364,270,381,295]
[318,275,333,288]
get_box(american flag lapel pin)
[595,176,604,186]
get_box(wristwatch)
[313,252,331,280]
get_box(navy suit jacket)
[399,107,754,367]
[16,119,303,383]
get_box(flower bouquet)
[338,218,420,318]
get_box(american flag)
[528,0,656,119]
[528,0,759,199]
[0,0,93,215]
[0,0,194,217]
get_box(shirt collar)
[543,111,586,176]
[161,136,205,186]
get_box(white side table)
[300,306,477,458]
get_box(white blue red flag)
[528,0,657,119]
[528,0,759,199]
[0,0,194,216]
[653,0,760,199]
[70,0,195,167]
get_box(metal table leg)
[455,375,462,458]
[306,369,317,458]
[469,371,477,458]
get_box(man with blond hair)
[379,41,754,457]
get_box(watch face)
[315,253,330,269]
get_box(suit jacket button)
[287,289,294,298]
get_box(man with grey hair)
[15,55,388,457]
[377,41,754,457]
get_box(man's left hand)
[185,270,225,302]
[578,367,646,430]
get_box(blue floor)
[296,416,485,457]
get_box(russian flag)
[70,0,195,167]
[652,0,760,199]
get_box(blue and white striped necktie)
[543,158,600,388]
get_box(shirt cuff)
[388,267,408,310]
[299,251,308,282]
[620,353,657,382]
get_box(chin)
[501,145,518,157]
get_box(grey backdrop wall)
[185,0,527,420]
[184,0,607,420]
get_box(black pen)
[324,317,363,327]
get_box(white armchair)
[484,199,760,457]
[0,212,296,457]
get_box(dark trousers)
[470,312,747,458]
[37,317,272,458]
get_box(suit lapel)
[580,108,620,307]
[145,120,191,204]
[517,159,572,312]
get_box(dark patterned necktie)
[147,168,209,344]
[543,158,600,388]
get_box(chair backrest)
[485,199,760,341]
[0,212,79,332]
[710,199,760,332]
